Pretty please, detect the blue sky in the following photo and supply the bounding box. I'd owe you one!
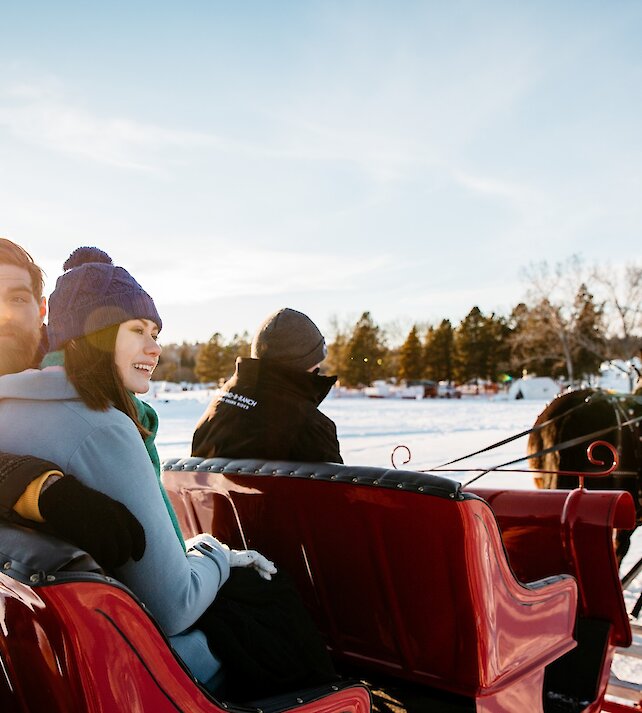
[1,1,641,344]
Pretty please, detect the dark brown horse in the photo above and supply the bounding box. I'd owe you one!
[528,388,642,558]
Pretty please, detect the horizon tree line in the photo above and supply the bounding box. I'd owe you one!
[153,259,641,389]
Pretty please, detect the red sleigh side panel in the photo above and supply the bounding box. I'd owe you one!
[0,572,371,713]
[164,458,578,712]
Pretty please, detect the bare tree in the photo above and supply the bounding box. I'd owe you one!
[592,262,642,358]
[519,256,606,383]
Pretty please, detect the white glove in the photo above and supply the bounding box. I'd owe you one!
[228,547,278,580]
[186,534,277,580]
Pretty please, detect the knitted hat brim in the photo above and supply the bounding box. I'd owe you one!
[47,292,161,351]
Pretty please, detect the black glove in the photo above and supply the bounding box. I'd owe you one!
[39,475,146,569]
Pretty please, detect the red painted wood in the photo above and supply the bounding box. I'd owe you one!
[3,462,633,712]
[164,468,578,711]
[0,573,371,713]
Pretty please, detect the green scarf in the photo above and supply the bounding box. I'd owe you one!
[42,350,186,550]
[132,394,185,549]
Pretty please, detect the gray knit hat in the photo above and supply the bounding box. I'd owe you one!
[251,308,327,371]
[47,247,162,350]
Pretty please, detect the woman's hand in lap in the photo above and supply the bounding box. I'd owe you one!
[186,533,277,580]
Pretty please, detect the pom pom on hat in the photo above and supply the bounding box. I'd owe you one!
[63,246,113,271]
[47,246,162,350]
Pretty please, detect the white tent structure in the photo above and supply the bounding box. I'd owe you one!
[506,376,559,400]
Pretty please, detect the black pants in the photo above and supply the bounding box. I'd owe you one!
[197,568,338,702]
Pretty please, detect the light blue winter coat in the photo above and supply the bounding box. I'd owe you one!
[0,367,229,683]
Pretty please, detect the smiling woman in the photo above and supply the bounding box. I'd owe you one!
[0,246,236,687]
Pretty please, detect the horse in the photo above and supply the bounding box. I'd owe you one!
[528,388,642,559]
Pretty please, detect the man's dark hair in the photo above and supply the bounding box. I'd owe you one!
[0,238,45,299]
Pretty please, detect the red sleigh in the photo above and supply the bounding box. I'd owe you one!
[0,453,637,712]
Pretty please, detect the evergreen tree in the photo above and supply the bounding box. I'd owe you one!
[572,283,605,379]
[179,342,195,369]
[174,341,199,381]
[341,312,386,387]
[153,344,180,382]
[153,357,178,382]
[484,313,512,382]
[424,319,454,382]
[453,307,487,383]
[325,336,346,377]
[398,325,424,381]
[453,308,510,383]
[226,331,251,371]
[194,333,229,383]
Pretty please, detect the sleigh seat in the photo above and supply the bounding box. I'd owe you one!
[0,523,370,713]
[471,486,635,713]
[163,458,579,713]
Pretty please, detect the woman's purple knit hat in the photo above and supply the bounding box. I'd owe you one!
[47,247,162,350]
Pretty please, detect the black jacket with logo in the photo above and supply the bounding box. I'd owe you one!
[192,358,343,464]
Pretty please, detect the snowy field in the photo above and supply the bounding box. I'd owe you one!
[151,389,642,689]
[153,389,546,484]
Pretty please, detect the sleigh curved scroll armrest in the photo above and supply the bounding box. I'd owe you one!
[463,502,578,693]
[473,486,635,648]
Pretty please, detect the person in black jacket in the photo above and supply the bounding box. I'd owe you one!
[192,308,342,463]
[0,237,144,568]
[192,308,342,699]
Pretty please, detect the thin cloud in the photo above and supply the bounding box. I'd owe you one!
[0,81,250,170]
[0,79,423,179]
[136,249,390,307]
[452,169,542,205]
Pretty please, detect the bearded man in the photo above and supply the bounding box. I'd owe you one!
[0,238,144,568]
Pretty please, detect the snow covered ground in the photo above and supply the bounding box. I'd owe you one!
[153,389,546,482]
[151,389,642,689]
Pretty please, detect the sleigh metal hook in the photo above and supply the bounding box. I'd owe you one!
[391,444,412,469]
[391,439,620,490]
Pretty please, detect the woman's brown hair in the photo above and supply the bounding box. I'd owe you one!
[64,325,150,438]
